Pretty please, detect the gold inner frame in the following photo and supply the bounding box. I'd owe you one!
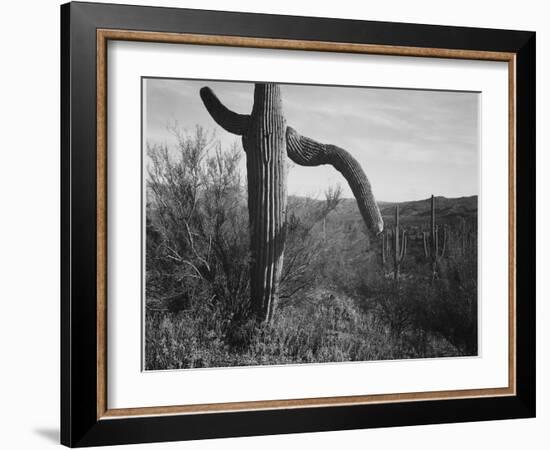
[96,29,517,420]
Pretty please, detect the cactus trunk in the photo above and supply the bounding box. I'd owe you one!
[244,85,287,322]
[423,195,446,280]
[391,205,407,280]
[381,230,387,266]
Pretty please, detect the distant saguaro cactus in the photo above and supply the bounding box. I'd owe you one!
[392,205,407,280]
[381,205,407,280]
[381,229,389,266]
[200,83,383,322]
[423,195,447,279]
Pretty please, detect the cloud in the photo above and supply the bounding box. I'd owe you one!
[144,78,479,202]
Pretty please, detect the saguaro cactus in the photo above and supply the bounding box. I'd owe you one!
[391,205,407,280]
[381,229,389,266]
[380,205,406,280]
[200,83,383,322]
[423,195,447,279]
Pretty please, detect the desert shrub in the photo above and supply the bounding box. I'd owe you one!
[420,253,478,356]
[146,126,251,332]
[279,187,343,301]
[359,278,412,339]
[356,268,476,359]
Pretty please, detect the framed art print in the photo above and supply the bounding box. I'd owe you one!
[61,2,536,447]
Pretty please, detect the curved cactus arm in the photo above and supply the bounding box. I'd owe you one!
[286,126,384,234]
[199,87,250,136]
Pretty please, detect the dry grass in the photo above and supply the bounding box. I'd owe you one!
[145,284,465,370]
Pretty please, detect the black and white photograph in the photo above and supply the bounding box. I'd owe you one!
[143,78,480,370]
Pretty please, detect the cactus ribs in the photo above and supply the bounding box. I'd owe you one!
[200,83,383,322]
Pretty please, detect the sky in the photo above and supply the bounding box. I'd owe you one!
[143,78,480,202]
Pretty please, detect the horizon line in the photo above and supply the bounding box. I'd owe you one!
[288,193,478,204]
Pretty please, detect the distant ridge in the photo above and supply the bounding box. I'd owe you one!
[377,195,478,220]
[286,194,478,227]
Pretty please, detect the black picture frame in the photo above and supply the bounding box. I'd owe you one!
[61,1,535,447]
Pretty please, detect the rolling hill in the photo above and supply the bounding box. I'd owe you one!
[327,195,478,229]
